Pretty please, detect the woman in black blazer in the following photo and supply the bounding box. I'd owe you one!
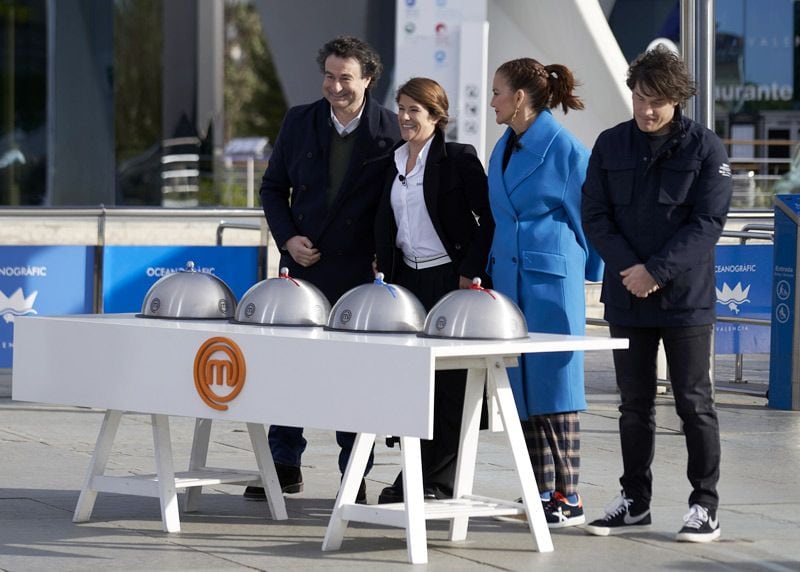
[374,77,494,504]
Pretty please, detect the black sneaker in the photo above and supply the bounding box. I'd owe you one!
[377,483,438,504]
[584,492,651,536]
[493,497,553,524]
[243,486,267,501]
[243,462,303,501]
[546,491,586,529]
[676,504,720,543]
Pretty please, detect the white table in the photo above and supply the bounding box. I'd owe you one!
[12,314,626,564]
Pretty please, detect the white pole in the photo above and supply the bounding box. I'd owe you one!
[246,158,255,208]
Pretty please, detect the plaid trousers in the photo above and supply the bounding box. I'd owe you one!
[522,412,581,496]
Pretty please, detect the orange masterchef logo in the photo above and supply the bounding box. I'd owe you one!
[193,337,246,410]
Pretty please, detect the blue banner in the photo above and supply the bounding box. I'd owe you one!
[0,246,95,368]
[714,244,773,354]
[769,197,799,410]
[102,246,259,313]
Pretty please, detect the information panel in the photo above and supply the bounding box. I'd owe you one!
[769,195,800,410]
[0,246,94,368]
[714,244,772,354]
[102,246,259,313]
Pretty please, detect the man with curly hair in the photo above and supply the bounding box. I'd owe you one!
[582,45,732,542]
[245,36,400,504]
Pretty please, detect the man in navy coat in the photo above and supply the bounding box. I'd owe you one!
[247,36,400,504]
[581,46,732,542]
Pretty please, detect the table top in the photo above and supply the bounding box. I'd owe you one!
[12,314,627,437]
[34,313,627,357]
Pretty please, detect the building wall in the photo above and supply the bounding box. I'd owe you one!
[486,0,632,153]
[254,0,396,107]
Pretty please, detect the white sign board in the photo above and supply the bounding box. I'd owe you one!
[394,0,489,162]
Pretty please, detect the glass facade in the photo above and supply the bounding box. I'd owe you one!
[3,0,798,208]
[609,0,800,207]
[0,0,46,206]
[715,0,800,204]
[1,0,286,207]
[114,0,164,206]
[715,0,794,114]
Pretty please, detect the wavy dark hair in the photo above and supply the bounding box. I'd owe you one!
[396,77,449,131]
[627,44,696,104]
[496,57,584,114]
[316,36,383,89]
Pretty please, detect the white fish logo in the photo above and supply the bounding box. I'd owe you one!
[0,288,38,323]
[715,282,750,314]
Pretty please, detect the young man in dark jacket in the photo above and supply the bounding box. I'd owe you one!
[581,45,732,542]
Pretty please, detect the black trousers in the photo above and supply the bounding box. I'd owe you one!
[609,324,720,511]
[394,260,466,494]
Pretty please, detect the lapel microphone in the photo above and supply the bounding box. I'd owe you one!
[398,174,407,187]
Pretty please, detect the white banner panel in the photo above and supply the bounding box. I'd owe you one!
[394,0,488,160]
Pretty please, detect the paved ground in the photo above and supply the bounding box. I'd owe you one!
[1,348,798,571]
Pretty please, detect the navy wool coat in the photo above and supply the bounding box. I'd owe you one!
[260,93,400,303]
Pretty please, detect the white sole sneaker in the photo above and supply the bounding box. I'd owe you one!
[676,527,721,543]
[549,514,586,529]
[583,521,651,536]
[493,513,527,524]
[494,513,587,529]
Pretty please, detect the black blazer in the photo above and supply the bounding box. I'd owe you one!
[260,92,400,303]
[374,129,494,285]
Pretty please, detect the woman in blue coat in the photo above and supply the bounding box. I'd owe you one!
[488,58,602,528]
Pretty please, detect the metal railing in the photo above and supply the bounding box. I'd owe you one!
[1,207,778,394]
[0,207,269,313]
[725,138,800,208]
[216,220,263,246]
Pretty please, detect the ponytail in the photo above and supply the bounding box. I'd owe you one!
[497,58,584,115]
[544,64,584,114]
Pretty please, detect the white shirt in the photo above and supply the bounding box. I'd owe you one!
[330,101,365,136]
[390,138,448,260]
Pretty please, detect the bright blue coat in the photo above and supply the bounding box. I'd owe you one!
[487,110,603,418]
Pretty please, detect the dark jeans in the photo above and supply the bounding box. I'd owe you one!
[609,324,720,511]
[268,425,374,475]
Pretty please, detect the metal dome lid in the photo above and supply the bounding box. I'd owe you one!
[326,273,426,333]
[138,260,236,320]
[422,278,528,340]
[233,267,330,326]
